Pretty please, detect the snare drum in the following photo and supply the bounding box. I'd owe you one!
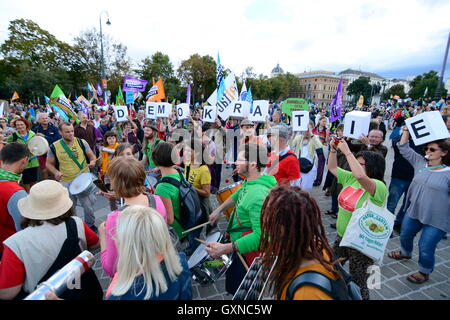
[69,173,97,197]
[216,181,242,219]
[187,232,233,286]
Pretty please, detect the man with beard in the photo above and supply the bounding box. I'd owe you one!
[141,124,163,176]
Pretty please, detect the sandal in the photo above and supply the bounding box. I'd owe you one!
[388,251,411,260]
[407,272,429,284]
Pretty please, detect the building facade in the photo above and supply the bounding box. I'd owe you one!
[295,70,349,106]
[338,69,385,105]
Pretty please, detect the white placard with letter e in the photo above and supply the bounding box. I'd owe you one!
[176,103,190,120]
[292,111,310,132]
[202,105,217,123]
[344,111,371,139]
[405,111,450,146]
[248,100,269,122]
[146,102,156,120]
[113,105,128,122]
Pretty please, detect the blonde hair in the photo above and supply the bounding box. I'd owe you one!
[112,205,183,299]
[108,157,146,198]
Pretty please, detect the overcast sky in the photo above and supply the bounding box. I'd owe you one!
[1,0,449,79]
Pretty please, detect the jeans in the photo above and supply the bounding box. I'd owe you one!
[386,178,411,227]
[400,215,446,274]
[331,195,339,213]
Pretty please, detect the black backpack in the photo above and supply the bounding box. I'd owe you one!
[156,168,205,230]
[286,262,363,300]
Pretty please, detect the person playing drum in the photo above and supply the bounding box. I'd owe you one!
[46,122,98,233]
[206,143,277,295]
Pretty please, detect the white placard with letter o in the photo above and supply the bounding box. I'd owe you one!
[405,111,450,146]
[292,111,310,132]
[176,103,190,120]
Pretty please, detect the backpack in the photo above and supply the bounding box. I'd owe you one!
[156,168,205,230]
[286,262,363,300]
[49,138,89,170]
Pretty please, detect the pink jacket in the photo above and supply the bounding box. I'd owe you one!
[100,195,167,277]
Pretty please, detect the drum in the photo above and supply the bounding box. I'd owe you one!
[28,136,49,156]
[187,232,233,286]
[69,173,97,197]
[216,181,242,219]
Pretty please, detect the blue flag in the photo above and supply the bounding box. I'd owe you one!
[125,91,135,105]
[247,86,253,113]
[216,53,225,101]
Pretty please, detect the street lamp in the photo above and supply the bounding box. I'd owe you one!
[99,11,111,105]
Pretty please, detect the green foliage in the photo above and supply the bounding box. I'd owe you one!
[408,70,447,100]
[382,84,406,100]
[347,76,380,104]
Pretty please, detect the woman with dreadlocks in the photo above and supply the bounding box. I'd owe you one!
[259,185,340,300]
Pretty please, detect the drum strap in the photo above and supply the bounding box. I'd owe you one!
[60,139,86,170]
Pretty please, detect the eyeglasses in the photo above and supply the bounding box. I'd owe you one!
[424,147,440,152]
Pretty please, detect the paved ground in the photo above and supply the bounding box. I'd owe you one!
[80,136,449,300]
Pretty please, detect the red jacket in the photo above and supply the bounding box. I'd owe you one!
[0,181,24,254]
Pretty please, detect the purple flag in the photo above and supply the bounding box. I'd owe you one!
[329,78,343,123]
[123,75,148,93]
[96,83,103,97]
[186,84,191,105]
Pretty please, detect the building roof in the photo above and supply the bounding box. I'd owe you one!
[295,70,341,79]
[271,63,284,74]
[338,68,384,80]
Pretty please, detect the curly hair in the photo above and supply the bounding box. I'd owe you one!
[259,185,339,299]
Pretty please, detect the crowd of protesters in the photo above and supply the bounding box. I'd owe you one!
[0,95,448,301]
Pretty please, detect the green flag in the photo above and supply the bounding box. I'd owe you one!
[49,85,78,122]
[116,86,125,105]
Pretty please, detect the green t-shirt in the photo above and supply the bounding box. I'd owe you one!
[336,168,388,237]
[144,139,162,168]
[154,172,185,239]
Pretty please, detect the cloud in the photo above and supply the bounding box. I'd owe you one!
[0,0,449,79]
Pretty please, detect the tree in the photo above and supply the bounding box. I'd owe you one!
[177,54,216,103]
[383,84,406,100]
[408,70,447,100]
[138,52,174,82]
[347,76,377,104]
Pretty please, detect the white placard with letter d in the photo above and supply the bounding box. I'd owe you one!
[292,111,310,132]
[344,111,371,139]
[202,105,217,123]
[176,103,190,120]
[405,111,450,146]
[146,102,156,120]
[113,105,128,122]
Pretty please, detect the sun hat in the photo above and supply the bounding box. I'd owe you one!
[18,180,73,220]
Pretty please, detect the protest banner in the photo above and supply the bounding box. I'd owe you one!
[146,102,157,120]
[123,76,148,93]
[281,98,309,116]
[155,102,172,118]
[292,111,310,132]
[207,72,239,120]
[405,111,450,146]
[146,79,166,102]
[125,91,135,105]
[329,79,343,122]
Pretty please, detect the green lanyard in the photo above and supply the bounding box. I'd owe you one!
[59,140,86,170]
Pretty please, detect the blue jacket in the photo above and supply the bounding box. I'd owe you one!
[32,123,61,145]
[107,253,192,300]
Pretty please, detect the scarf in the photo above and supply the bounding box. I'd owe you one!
[0,168,21,182]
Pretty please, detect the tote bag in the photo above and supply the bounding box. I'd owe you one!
[339,199,394,263]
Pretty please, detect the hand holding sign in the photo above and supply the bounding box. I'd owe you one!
[405,111,450,146]
[292,111,309,132]
[343,111,371,139]
[113,105,128,122]
[203,105,217,123]
[176,103,190,120]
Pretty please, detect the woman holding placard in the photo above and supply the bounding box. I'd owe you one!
[328,138,388,300]
[388,127,450,284]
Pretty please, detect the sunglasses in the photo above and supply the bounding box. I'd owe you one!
[424,147,440,152]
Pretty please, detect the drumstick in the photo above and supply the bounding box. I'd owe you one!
[17,174,23,185]
[194,238,218,250]
[181,216,226,234]
[237,252,249,271]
